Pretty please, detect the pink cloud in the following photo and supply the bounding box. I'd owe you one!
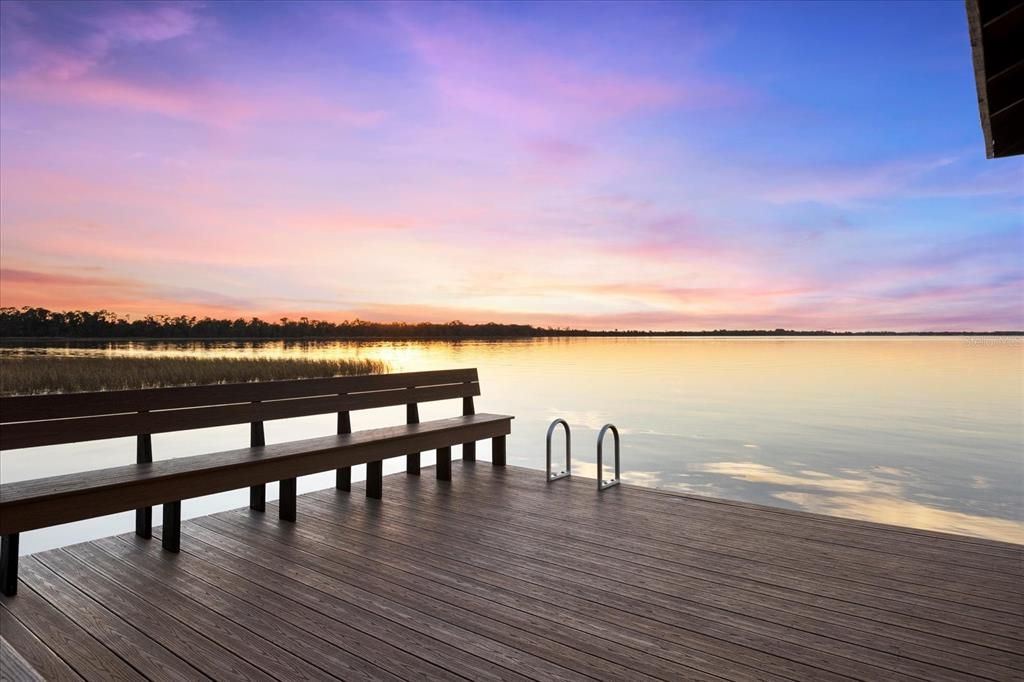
[1,267,132,289]
[1,1,200,81]
[1,2,383,130]
[2,73,385,130]
[426,61,679,131]
[85,4,199,45]
[525,138,591,168]
[0,265,259,317]
[395,6,743,135]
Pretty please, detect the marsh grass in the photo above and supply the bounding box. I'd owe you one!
[0,355,389,396]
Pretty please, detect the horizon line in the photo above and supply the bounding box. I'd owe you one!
[0,307,1021,337]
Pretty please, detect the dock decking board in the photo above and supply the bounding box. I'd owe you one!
[361,473,1024,629]
[223,501,936,682]
[192,514,774,682]
[293,474,1023,678]
[2,463,1021,681]
[286,485,1022,679]
[0,605,78,682]
[365,470,1023,607]
[0,635,44,682]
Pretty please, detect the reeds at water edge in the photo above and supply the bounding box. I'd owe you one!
[0,355,389,396]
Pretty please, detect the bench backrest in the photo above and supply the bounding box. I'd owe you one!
[0,368,479,450]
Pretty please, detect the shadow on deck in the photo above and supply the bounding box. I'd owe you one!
[2,462,1022,681]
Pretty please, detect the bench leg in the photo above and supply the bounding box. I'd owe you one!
[135,506,152,539]
[463,441,476,461]
[367,461,383,499]
[437,446,452,481]
[250,484,266,512]
[280,478,297,522]
[492,435,506,466]
[337,411,352,491]
[136,434,153,537]
[1,534,18,596]
[405,403,420,475]
[249,420,266,511]
[162,501,181,553]
[336,466,351,492]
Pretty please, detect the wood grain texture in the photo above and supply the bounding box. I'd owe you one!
[0,591,134,681]
[4,463,1020,681]
[0,605,82,682]
[0,635,44,682]
[90,537,416,681]
[17,557,200,680]
[0,369,479,423]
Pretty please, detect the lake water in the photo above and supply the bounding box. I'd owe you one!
[3,336,1022,551]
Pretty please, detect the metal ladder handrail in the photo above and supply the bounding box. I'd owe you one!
[596,423,621,490]
[546,418,571,482]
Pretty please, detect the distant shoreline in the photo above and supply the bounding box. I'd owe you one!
[2,331,1021,342]
[4,308,1021,340]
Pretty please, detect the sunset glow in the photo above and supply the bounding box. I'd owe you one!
[1,1,1022,330]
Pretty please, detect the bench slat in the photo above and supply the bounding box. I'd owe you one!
[1,382,481,450]
[0,368,479,423]
[0,414,512,535]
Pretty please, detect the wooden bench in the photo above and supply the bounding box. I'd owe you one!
[0,368,512,596]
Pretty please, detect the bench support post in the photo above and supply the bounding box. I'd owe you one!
[335,410,352,491]
[280,478,297,522]
[462,395,476,461]
[250,416,266,512]
[135,434,153,538]
[336,466,351,492]
[492,435,506,466]
[367,461,383,499]
[437,446,452,481]
[162,501,181,552]
[1,534,18,596]
[405,403,420,474]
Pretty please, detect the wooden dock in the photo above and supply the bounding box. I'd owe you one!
[2,462,1021,681]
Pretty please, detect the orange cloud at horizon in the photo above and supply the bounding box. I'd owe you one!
[4,263,1021,332]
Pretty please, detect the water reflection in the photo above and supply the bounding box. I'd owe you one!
[678,461,1024,543]
[2,336,1022,547]
[773,492,1024,543]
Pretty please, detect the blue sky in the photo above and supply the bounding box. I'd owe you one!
[1,0,1021,329]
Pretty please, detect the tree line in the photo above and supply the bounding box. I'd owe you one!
[0,307,565,339]
[0,307,1016,339]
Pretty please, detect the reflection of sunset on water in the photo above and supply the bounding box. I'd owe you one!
[773,492,1024,545]
[3,335,1021,546]
[681,461,1024,544]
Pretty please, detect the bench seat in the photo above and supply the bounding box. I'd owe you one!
[0,368,513,596]
[0,413,512,536]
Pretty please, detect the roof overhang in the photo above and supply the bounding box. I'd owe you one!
[966,0,1024,158]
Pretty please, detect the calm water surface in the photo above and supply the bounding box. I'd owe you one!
[3,337,1022,551]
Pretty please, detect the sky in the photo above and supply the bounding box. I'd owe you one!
[0,1,1021,331]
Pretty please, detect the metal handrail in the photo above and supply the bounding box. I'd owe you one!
[596,423,620,491]
[546,419,571,482]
